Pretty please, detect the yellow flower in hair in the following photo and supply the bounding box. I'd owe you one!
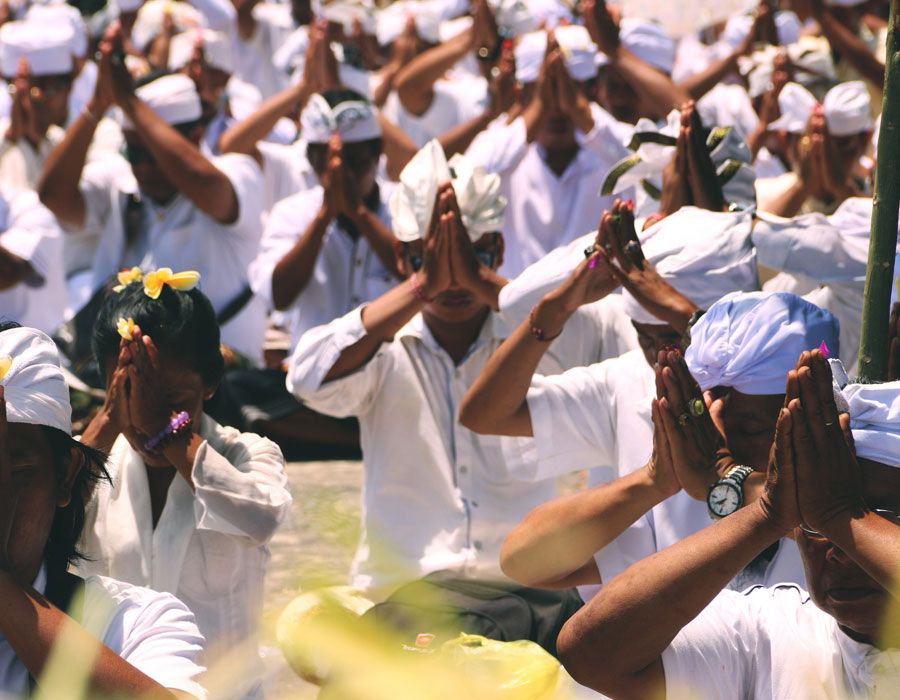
[113,266,143,293]
[117,317,136,341]
[0,355,11,381]
[143,268,201,300]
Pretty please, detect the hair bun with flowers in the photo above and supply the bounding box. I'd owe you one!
[112,266,202,299]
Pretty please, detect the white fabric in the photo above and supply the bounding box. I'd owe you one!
[168,28,234,74]
[0,120,65,190]
[0,567,207,699]
[390,140,505,243]
[492,0,574,35]
[248,182,397,350]
[117,74,202,129]
[0,326,70,434]
[770,81,873,136]
[78,152,267,363]
[620,208,758,324]
[0,20,73,77]
[256,139,318,215]
[686,291,841,395]
[620,18,676,75]
[662,584,900,700]
[740,38,836,98]
[231,2,295,99]
[0,188,66,335]
[514,26,599,83]
[374,0,461,45]
[842,382,900,468]
[299,93,381,144]
[24,3,87,58]
[464,103,632,277]
[130,0,203,51]
[722,10,801,49]
[77,415,291,700]
[286,308,565,593]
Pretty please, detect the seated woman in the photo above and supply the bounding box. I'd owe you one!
[558,350,900,698]
[77,270,292,700]
[0,322,206,699]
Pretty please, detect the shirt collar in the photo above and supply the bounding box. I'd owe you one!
[834,623,900,690]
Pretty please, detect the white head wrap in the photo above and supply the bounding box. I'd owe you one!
[130,0,202,52]
[320,0,377,35]
[375,0,459,45]
[168,28,234,74]
[0,327,71,435]
[491,0,574,35]
[24,4,88,59]
[770,81,872,136]
[0,21,74,78]
[619,18,676,75]
[389,139,506,243]
[299,93,381,144]
[842,382,900,468]
[514,26,599,83]
[686,291,841,395]
[621,207,758,325]
[722,11,801,50]
[739,38,836,99]
[116,73,202,129]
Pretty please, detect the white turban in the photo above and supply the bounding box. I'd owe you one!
[770,81,872,137]
[620,18,676,75]
[0,327,71,435]
[0,21,74,78]
[168,29,234,74]
[319,0,376,35]
[722,11,801,50]
[739,38,836,99]
[24,4,88,59]
[389,139,506,243]
[686,291,841,395]
[492,0,574,35]
[375,0,460,45]
[514,26,599,83]
[299,93,381,144]
[116,73,202,129]
[131,0,202,52]
[842,382,900,468]
[621,207,759,325]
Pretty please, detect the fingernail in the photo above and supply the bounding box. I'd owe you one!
[588,257,598,269]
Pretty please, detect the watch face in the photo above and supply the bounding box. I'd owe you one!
[708,483,741,517]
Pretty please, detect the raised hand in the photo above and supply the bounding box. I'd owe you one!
[648,397,682,499]
[550,50,594,133]
[682,101,726,212]
[472,0,501,61]
[660,112,693,216]
[756,400,802,534]
[321,136,361,219]
[417,183,454,299]
[125,326,170,448]
[583,0,621,56]
[488,40,517,118]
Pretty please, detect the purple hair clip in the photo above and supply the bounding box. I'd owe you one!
[819,341,830,359]
[144,411,193,452]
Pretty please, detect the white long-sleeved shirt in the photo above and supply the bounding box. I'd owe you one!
[287,307,566,595]
[465,103,632,277]
[77,415,292,700]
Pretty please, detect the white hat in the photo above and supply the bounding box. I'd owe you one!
[375,0,460,46]
[770,80,872,136]
[843,382,900,468]
[620,18,676,75]
[686,291,841,395]
[117,73,202,129]
[491,0,574,36]
[24,3,88,59]
[514,26,599,83]
[0,20,74,78]
[130,0,202,52]
[168,28,234,74]
[722,11,801,50]
[0,326,71,435]
[319,0,376,35]
[621,207,759,325]
[299,92,381,144]
[390,139,506,243]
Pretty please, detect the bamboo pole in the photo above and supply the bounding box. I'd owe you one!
[858,0,900,381]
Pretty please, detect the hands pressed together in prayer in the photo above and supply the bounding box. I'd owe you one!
[320,135,363,222]
[525,32,595,138]
[793,107,864,203]
[6,58,42,145]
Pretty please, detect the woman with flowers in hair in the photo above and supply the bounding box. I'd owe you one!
[78,268,293,700]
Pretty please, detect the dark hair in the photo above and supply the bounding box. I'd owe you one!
[92,282,225,387]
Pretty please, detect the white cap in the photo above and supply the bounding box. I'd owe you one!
[0,20,74,78]
[319,0,376,35]
[24,3,88,59]
[117,73,202,129]
[770,80,872,136]
[130,0,202,52]
[620,18,676,75]
[722,11,801,50]
[168,28,234,74]
[0,326,71,435]
[491,0,574,36]
[375,0,460,46]
[514,26,599,83]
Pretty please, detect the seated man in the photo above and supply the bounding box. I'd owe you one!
[37,24,266,365]
[0,323,207,699]
[558,351,900,699]
[285,144,575,596]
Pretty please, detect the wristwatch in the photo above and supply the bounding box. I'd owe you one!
[707,465,754,520]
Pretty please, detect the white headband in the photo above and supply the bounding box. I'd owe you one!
[0,327,71,435]
[300,93,382,144]
[769,81,873,137]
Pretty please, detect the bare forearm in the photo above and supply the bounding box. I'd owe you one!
[439,109,498,158]
[679,53,738,100]
[161,432,204,491]
[377,113,417,180]
[352,207,401,278]
[0,572,180,699]
[0,247,31,289]
[501,466,669,587]
[80,412,121,454]
[824,511,900,598]
[219,82,310,155]
[395,29,473,116]
[818,11,885,86]
[763,178,809,218]
[613,48,689,120]
[373,62,402,108]
[271,208,331,310]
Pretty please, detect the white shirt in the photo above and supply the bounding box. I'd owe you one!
[0,566,207,700]
[79,152,267,363]
[77,415,292,700]
[249,182,398,350]
[662,584,900,700]
[465,104,632,277]
[0,187,66,334]
[287,307,565,594]
[525,349,805,587]
[255,140,318,217]
[0,122,65,190]
[232,3,295,99]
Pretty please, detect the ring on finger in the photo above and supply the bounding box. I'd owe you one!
[677,413,690,427]
[687,397,706,418]
[584,244,597,258]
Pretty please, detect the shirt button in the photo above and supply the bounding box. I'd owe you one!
[473,540,483,550]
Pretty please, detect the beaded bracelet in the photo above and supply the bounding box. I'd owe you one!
[410,272,433,303]
[144,411,193,452]
[529,306,562,342]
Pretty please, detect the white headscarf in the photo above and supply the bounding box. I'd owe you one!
[686,291,841,395]
[299,93,382,144]
[842,382,900,468]
[389,139,506,243]
[0,326,71,435]
[514,26,599,83]
[621,207,758,325]
[115,73,202,129]
[168,28,234,74]
[769,81,873,137]
[0,20,74,77]
[619,18,676,75]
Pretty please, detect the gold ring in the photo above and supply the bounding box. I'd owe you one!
[688,398,706,418]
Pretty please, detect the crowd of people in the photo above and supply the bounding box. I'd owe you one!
[0,0,898,697]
